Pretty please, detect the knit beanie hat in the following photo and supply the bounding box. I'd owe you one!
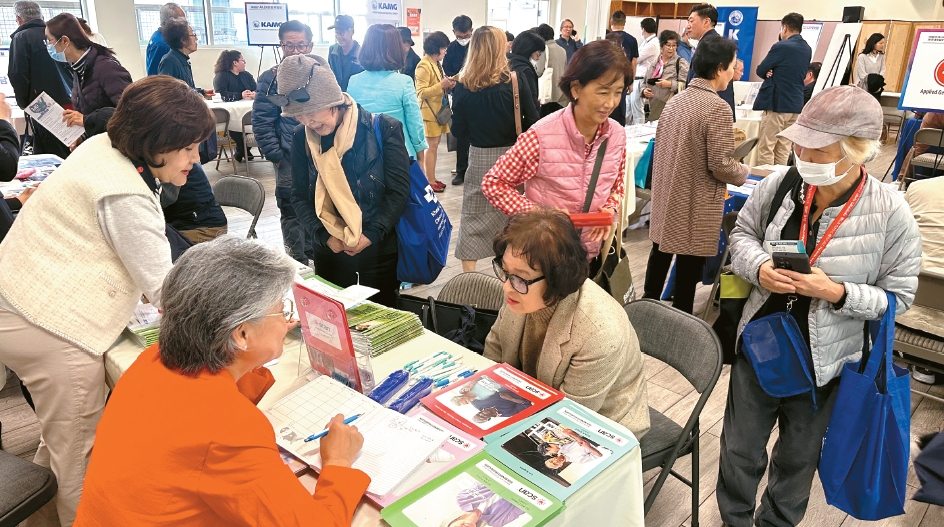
[277,54,344,118]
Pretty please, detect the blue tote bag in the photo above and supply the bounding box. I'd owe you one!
[372,116,452,284]
[819,291,910,520]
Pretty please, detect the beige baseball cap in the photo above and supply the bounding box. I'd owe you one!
[778,85,884,148]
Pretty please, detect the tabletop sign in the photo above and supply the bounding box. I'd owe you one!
[899,29,944,113]
[245,2,288,46]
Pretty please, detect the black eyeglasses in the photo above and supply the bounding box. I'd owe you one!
[265,64,315,107]
[281,42,311,52]
[492,259,545,295]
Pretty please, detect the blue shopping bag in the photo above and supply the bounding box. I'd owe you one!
[740,311,818,407]
[372,116,452,284]
[819,291,910,521]
[634,138,654,189]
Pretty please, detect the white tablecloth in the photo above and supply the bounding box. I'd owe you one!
[206,99,254,130]
[104,329,645,526]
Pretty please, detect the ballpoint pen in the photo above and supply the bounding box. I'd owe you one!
[303,414,363,442]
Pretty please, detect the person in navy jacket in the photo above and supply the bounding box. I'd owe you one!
[752,13,812,166]
[685,4,736,121]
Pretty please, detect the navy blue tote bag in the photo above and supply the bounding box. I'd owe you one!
[819,291,910,520]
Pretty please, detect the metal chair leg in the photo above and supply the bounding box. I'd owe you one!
[691,421,700,527]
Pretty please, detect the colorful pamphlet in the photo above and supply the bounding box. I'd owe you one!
[293,282,365,391]
[381,452,564,527]
[420,364,565,439]
[482,399,640,500]
[347,302,425,358]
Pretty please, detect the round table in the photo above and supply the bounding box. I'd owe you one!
[206,99,254,130]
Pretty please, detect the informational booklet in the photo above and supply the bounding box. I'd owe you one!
[125,302,161,347]
[482,399,640,501]
[368,408,486,508]
[381,452,564,527]
[23,92,83,147]
[420,364,565,439]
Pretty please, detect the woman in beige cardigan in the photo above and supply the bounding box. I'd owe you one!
[483,208,649,439]
[415,31,455,192]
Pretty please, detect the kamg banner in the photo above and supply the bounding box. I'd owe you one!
[715,7,758,82]
[366,0,401,26]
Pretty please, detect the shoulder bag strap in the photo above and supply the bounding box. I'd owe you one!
[509,71,522,136]
[582,138,609,213]
[765,166,801,229]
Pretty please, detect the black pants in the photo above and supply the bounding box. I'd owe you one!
[455,135,470,177]
[642,242,704,314]
[716,353,839,527]
[313,241,398,308]
[31,118,71,158]
[276,195,312,264]
[229,131,252,158]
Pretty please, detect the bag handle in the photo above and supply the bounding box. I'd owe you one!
[582,138,609,213]
[862,291,897,384]
[593,188,625,281]
[509,71,522,136]
[427,296,440,334]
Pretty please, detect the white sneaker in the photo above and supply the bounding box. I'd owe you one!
[912,367,936,385]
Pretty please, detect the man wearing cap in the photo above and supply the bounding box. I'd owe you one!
[718,85,921,527]
[328,14,363,91]
[398,27,421,81]
[253,20,314,264]
[753,13,812,166]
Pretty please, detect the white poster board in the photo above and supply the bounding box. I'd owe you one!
[245,2,288,46]
[0,49,15,100]
[813,22,862,97]
[899,29,944,112]
[800,22,824,52]
[366,0,402,26]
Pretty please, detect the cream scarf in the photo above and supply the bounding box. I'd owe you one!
[306,93,362,247]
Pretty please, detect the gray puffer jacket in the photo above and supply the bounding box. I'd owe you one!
[729,167,922,386]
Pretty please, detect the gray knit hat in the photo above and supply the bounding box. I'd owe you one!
[276,54,344,118]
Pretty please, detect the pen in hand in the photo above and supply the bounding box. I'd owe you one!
[303,413,363,442]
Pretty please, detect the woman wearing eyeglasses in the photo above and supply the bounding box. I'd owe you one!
[73,237,370,527]
[483,208,650,439]
[641,30,688,121]
[279,54,410,307]
[214,49,258,162]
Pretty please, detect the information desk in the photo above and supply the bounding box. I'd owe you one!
[104,329,646,526]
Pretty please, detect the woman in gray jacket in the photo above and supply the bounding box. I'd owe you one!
[716,86,922,527]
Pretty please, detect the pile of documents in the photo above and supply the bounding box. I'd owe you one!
[126,303,161,347]
[347,303,424,358]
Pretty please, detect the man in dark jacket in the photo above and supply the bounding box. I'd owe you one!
[398,27,421,81]
[444,14,473,185]
[556,19,582,64]
[753,13,812,165]
[145,3,185,76]
[253,20,312,264]
[327,15,362,91]
[686,4,736,121]
[9,1,72,158]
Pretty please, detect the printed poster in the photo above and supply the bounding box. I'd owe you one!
[900,29,944,113]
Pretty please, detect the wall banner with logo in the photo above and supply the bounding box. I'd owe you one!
[366,0,402,26]
[245,2,288,46]
[407,8,421,37]
[900,29,944,112]
[714,7,758,82]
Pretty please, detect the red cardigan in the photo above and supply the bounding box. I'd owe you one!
[74,345,370,526]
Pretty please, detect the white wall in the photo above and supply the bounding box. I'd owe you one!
[710,1,943,22]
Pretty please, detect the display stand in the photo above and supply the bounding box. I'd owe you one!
[813,23,862,97]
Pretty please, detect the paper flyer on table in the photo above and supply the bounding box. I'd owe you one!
[381,451,564,527]
[23,92,83,146]
[482,399,640,501]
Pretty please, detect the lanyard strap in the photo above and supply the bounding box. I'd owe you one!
[799,166,867,266]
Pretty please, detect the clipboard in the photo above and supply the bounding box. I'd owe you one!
[292,282,364,392]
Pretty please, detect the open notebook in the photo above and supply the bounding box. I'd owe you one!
[266,376,449,497]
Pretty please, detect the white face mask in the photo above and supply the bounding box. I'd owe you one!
[529,58,538,67]
[794,150,853,186]
[457,37,470,46]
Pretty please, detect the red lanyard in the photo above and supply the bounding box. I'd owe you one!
[799,166,867,266]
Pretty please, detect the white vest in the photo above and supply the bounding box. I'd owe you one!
[0,134,163,355]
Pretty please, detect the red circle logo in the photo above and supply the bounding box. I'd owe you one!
[936,59,944,88]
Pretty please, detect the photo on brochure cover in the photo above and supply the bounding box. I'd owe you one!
[500,418,612,487]
[435,376,534,430]
[401,473,531,527]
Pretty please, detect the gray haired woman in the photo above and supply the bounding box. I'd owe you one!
[75,237,370,525]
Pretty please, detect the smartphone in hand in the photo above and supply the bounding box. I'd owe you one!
[772,252,812,274]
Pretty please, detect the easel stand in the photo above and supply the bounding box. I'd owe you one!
[257,45,282,78]
[822,33,853,89]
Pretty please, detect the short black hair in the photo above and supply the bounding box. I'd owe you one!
[782,13,803,33]
[690,4,718,25]
[692,35,738,80]
[423,31,450,56]
[279,20,312,42]
[453,15,472,33]
[641,17,657,34]
[659,30,680,48]
[512,31,545,59]
[809,61,822,80]
[536,24,555,41]
[505,30,514,42]
[611,10,626,25]
[162,17,191,51]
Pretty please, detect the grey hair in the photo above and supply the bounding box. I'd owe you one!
[160,2,184,26]
[14,1,42,21]
[159,236,296,375]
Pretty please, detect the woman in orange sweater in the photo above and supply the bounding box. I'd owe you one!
[74,237,370,526]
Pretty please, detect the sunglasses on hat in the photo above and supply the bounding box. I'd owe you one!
[265,64,315,107]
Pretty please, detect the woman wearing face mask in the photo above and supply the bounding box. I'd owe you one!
[506,30,545,113]
[0,76,213,526]
[716,85,921,527]
[483,208,649,439]
[283,54,411,307]
[45,13,131,135]
[482,40,632,262]
[643,37,749,315]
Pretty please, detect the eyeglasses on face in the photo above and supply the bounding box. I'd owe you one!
[262,298,295,323]
[492,259,545,295]
[281,42,311,52]
[265,64,315,106]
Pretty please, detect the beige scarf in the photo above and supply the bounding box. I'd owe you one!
[305,93,362,247]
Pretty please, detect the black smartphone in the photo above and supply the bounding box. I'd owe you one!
[647,78,658,85]
[772,252,812,274]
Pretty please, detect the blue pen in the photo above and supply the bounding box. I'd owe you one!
[303,414,363,442]
[408,353,449,374]
[404,351,445,371]
[434,370,475,388]
[388,377,434,413]
[368,369,410,404]
[414,357,448,374]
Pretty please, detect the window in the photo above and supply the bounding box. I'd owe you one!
[134,0,207,46]
[487,0,549,37]
[0,0,84,47]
